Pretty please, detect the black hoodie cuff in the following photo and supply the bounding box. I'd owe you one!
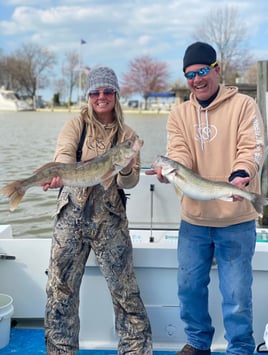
[228,169,249,186]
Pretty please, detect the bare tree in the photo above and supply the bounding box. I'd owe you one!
[121,55,170,109]
[16,43,55,94]
[0,49,8,88]
[7,43,56,105]
[244,64,257,84]
[192,5,253,84]
[61,51,80,106]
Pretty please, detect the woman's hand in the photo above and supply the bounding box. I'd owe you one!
[120,158,136,175]
[42,177,63,191]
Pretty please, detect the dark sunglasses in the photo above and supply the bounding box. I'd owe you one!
[88,88,115,97]
[184,61,218,80]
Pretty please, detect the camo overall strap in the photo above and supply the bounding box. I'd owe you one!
[111,129,127,209]
[76,123,87,162]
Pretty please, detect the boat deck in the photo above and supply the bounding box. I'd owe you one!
[0,328,254,354]
[0,328,263,355]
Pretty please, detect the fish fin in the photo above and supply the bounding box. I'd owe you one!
[101,168,115,181]
[101,177,114,190]
[0,180,25,211]
[174,185,183,198]
[219,196,233,202]
[77,158,95,166]
[251,193,268,215]
[34,162,61,174]
[99,168,116,190]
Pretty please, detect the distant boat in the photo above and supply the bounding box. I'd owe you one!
[0,87,33,111]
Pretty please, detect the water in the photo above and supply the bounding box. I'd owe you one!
[0,110,168,238]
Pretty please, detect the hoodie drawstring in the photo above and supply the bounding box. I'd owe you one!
[197,107,209,151]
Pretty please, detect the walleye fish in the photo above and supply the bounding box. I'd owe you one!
[1,135,143,211]
[152,155,268,215]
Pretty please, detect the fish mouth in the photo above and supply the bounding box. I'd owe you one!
[132,137,144,151]
[152,155,164,168]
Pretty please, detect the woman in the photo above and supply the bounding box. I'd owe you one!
[43,66,152,355]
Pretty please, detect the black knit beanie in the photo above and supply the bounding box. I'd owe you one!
[183,42,217,72]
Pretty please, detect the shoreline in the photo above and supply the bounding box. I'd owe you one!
[35,107,170,115]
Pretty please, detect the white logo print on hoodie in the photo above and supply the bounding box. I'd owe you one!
[194,108,217,150]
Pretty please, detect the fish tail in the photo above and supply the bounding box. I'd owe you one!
[0,180,25,211]
[251,193,268,214]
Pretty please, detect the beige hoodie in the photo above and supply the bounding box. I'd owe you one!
[167,84,265,227]
[54,112,141,194]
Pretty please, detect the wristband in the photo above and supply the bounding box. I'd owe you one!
[119,168,132,176]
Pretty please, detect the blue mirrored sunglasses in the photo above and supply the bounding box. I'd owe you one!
[88,88,115,97]
[184,61,218,80]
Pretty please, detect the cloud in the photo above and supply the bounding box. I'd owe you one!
[1,0,268,90]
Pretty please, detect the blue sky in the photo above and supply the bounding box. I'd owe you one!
[1,0,268,100]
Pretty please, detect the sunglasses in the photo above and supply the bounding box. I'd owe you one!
[88,88,115,97]
[184,61,218,80]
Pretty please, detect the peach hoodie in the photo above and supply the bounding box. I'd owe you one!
[54,113,140,199]
[167,84,265,227]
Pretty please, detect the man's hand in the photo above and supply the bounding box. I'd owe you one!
[145,168,169,184]
[230,176,250,201]
[42,177,63,191]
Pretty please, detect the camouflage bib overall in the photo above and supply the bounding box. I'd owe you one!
[45,181,152,354]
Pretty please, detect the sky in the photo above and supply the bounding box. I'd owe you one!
[0,0,268,101]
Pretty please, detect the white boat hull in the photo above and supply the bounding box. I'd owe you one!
[0,88,33,111]
[1,172,268,351]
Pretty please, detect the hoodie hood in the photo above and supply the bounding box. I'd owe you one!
[189,84,238,110]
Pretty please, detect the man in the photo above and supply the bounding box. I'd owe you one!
[150,42,265,355]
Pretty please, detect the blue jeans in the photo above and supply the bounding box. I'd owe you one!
[178,220,256,354]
